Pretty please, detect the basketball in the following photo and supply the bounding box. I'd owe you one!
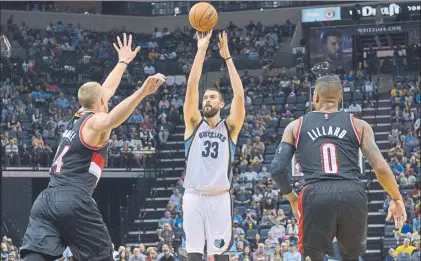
[189,2,218,32]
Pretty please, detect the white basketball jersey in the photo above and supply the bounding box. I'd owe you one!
[184,119,235,192]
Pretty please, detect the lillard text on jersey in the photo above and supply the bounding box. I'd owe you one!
[307,126,347,141]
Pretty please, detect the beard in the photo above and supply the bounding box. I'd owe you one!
[203,105,220,118]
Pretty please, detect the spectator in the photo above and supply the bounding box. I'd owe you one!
[129,248,144,261]
[348,101,362,117]
[169,189,182,211]
[5,138,19,167]
[159,211,173,228]
[283,244,301,261]
[252,243,269,261]
[394,238,416,255]
[158,118,171,145]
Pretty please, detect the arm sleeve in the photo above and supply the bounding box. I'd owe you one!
[270,142,295,195]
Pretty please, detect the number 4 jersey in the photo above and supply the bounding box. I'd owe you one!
[184,118,236,192]
[295,111,362,184]
[48,111,108,196]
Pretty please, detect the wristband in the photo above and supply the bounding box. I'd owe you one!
[224,57,232,61]
[118,61,129,66]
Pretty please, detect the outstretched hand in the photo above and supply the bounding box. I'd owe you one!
[218,31,231,60]
[113,33,141,64]
[386,199,407,229]
[196,30,213,50]
[140,73,166,96]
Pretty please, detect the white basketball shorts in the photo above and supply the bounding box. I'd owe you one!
[182,189,233,255]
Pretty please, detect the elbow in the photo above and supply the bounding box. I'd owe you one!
[372,162,392,176]
[270,160,287,176]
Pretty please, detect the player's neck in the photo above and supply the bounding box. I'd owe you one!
[204,115,222,128]
[315,103,339,113]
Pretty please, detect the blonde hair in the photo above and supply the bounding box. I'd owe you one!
[78,82,102,109]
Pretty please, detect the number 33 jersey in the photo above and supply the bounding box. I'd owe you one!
[184,119,236,192]
[48,111,108,196]
[295,111,362,184]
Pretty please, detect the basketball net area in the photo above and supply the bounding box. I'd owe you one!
[1,34,12,58]
[291,62,365,179]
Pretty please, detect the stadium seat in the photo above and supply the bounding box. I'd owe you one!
[246,229,258,240]
[279,118,291,128]
[265,144,277,154]
[259,228,270,238]
[274,96,285,105]
[263,97,273,105]
[236,206,246,215]
[286,96,297,104]
[278,128,285,136]
[19,113,30,123]
[384,224,395,237]
[275,105,283,113]
[279,204,291,215]
[253,97,263,105]
[17,131,28,139]
[297,95,308,103]
[8,131,17,139]
[295,103,307,111]
[268,119,279,128]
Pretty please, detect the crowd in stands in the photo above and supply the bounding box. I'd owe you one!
[383,76,421,260]
[3,7,420,261]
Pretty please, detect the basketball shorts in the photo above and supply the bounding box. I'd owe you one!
[182,189,234,255]
[297,179,368,260]
[20,188,114,261]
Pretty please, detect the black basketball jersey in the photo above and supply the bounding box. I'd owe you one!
[48,111,108,196]
[295,111,361,184]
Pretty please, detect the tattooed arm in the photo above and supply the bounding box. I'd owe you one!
[355,118,401,200]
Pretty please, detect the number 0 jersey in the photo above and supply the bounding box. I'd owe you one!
[295,111,362,184]
[184,119,236,192]
[48,111,108,196]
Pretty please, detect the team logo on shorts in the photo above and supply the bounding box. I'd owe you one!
[214,239,225,248]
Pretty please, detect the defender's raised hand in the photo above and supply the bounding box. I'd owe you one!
[113,33,141,64]
[218,31,231,60]
[140,73,166,95]
[196,30,213,50]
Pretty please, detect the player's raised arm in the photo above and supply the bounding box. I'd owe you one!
[356,118,406,228]
[270,119,300,219]
[218,31,245,140]
[87,74,166,132]
[184,30,212,133]
[101,33,141,103]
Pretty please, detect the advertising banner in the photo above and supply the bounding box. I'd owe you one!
[341,2,420,19]
[302,7,341,23]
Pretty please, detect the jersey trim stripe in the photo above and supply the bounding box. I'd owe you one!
[79,114,109,150]
[350,114,361,144]
[224,121,235,185]
[185,119,204,158]
[295,116,303,148]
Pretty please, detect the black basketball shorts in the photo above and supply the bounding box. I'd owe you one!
[297,179,368,260]
[20,188,114,261]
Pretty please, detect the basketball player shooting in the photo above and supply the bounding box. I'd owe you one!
[20,33,166,261]
[270,75,406,261]
[183,30,245,261]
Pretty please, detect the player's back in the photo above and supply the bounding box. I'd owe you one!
[295,111,361,184]
[184,118,235,192]
[48,111,108,196]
